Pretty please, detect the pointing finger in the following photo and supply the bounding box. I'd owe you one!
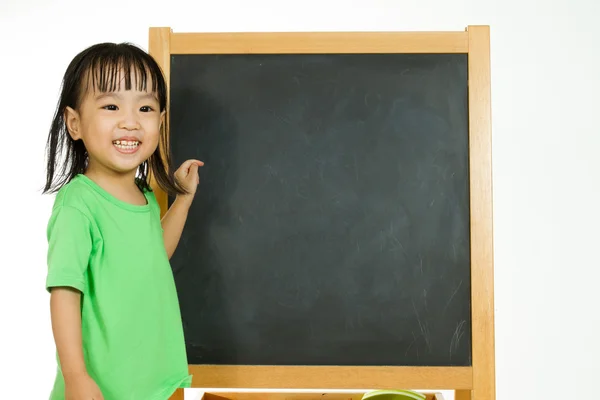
[182,159,204,170]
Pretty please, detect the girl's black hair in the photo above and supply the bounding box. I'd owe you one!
[43,42,186,196]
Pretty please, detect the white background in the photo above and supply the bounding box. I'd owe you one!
[1,0,599,399]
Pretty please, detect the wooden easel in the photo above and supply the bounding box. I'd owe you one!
[171,389,448,399]
[152,25,495,400]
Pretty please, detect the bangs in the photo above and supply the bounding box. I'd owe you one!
[44,42,182,196]
[79,45,165,107]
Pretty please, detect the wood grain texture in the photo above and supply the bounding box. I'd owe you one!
[204,394,363,400]
[467,25,496,400]
[148,27,171,216]
[168,388,184,400]
[455,390,471,400]
[188,365,472,389]
[203,394,231,400]
[170,31,468,54]
[203,392,444,400]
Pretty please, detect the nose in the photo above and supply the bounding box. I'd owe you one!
[119,109,141,130]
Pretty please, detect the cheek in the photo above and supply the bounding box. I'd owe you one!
[142,121,161,148]
[83,120,114,148]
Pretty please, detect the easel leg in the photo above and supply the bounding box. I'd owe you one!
[455,390,471,400]
[169,388,184,400]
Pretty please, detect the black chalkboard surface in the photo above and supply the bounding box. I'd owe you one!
[168,53,471,367]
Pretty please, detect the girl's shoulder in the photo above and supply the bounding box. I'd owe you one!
[52,174,95,210]
[47,175,98,231]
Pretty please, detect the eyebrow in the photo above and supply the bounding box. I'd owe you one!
[95,92,158,102]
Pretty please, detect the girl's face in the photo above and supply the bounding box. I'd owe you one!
[65,70,164,178]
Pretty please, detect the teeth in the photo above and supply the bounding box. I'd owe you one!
[113,140,140,150]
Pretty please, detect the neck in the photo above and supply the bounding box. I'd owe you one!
[84,162,146,205]
[85,165,138,189]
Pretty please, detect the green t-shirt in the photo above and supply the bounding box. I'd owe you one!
[45,174,192,400]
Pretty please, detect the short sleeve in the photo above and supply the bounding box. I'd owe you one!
[45,205,93,293]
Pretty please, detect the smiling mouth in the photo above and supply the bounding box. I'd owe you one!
[112,140,141,153]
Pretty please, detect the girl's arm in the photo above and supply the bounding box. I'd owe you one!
[50,287,87,379]
[161,159,204,259]
[161,196,194,259]
[50,287,104,399]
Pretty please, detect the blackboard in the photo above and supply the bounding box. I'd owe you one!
[168,53,472,367]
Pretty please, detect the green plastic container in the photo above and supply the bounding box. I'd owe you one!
[362,390,426,400]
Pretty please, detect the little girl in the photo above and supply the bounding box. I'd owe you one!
[43,42,203,400]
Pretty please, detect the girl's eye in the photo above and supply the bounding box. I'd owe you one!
[140,106,154,112]
[103,105,118,111]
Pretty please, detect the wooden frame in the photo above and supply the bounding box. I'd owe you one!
[151,26,495,400]
[170,389,447,400]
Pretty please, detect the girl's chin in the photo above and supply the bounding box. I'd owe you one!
[109,160,145,174]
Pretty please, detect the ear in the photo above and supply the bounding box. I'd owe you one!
[64,106,82,140]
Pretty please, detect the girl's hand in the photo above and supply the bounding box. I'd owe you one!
[64,373,104,400]
[174,159,204,200]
